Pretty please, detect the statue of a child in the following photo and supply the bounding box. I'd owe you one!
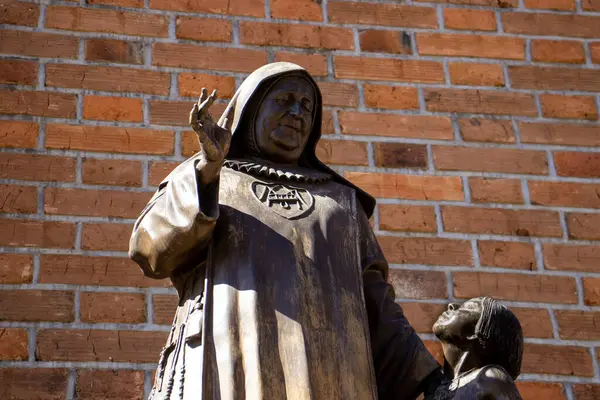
[428,297,524,400]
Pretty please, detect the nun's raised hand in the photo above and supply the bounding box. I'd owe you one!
[189,88,235,162]
[189,88,235,185]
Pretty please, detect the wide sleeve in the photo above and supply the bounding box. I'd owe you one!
[129,154,220,279]
[358,204,441,400]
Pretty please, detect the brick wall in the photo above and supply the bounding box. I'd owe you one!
[1,0,600,398]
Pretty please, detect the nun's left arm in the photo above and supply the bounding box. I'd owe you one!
[358,203,441,400]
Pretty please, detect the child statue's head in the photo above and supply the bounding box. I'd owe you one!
[433,297,523,380]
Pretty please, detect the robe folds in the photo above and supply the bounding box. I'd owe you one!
[129,154,439,400]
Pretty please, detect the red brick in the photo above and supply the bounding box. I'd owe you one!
[0,254,33,284]
[374,143,428,169]
[0,185,37,213]
[592,43,600,64]
[525,0,575,9]
[272,0,322,21]
[424,89,536,116]
[148,161,178,186]
[478,241,536,270]
[176,16,232,42]
[150,100,227,126]
[0,59,37,85]
[566,213,600,240]
[0,29,78,58]
[44,188,150,218]
[315,139,368,166]
[433,146,548,174]
[399,303,446,333]
[150,0,264,17]
[573,385,600,400]
[541,95,598,120]
[555,311,600,340]
[77,370,145,400]
[555,152,600,177]
[37,329,167,362]
[0,120,38,148]
[153,294,178,325]
[345,172,464,201]
[529,181,600,208]
[317,82,356,107]
[389,270,448,300]
[544,244,600,273]
[449,63,504,87]
[444,9,497,31]
[81,223,134,252]
[415,0,518,5]
[240,22,353,51]
[334,56,444,83]
[339,112,452,140]
[442,206,561,237]
[82,159,142,186]
[0,220,74,249]
[510,66,600,92]
[364,85,419,110]
[522,344,593,376]
[379,236,473,266]
[0,328,28,361]
[379,204,437,233]
[87,0,144,7]
[85,38,144,65]
[0,1,39,26]
[80,292,146,324]
[417,33,525,59]
[178,73,236,99]
[182,130,201,156]
[469,177,523,204]
[0,290,73,322]
[0,368,68,400]
[517,382,566,400]
[0,153,75,182]
[513,308,554,338]
[584,277,600,305]
[0,90,76,118]
[453,272,578,304]
[83,96,143,122]
[519,122,600,147]
[39,255,170,288]
[46,124,174,155]
[274,52,328,77]
[423,340,444,365]
[153,43,267,73]
[328,2,437,28]
[583,0,600,9]
[46,64,170,95]
[532,40,585,64]
[458,118,515,143]
[46,6,168,37]
[503,13,600,38]
[359,30,412,54]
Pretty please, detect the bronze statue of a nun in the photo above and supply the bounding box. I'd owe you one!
[129,62,441,400]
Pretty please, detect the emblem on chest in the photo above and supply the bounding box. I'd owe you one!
[251,181,315,219]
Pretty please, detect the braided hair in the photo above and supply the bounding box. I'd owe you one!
[472,297,523,380]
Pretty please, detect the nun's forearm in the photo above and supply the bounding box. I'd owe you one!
[129,155,219,279]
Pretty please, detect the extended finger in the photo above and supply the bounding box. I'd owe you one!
[197,88,208,107]
[201,89,217,110]
[189,103,199,125]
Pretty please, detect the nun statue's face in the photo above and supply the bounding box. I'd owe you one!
[433,299,483,344]
[254,75,315,164]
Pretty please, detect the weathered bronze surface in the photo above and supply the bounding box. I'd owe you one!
[428,297,524,400]
[129,62,440,400]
